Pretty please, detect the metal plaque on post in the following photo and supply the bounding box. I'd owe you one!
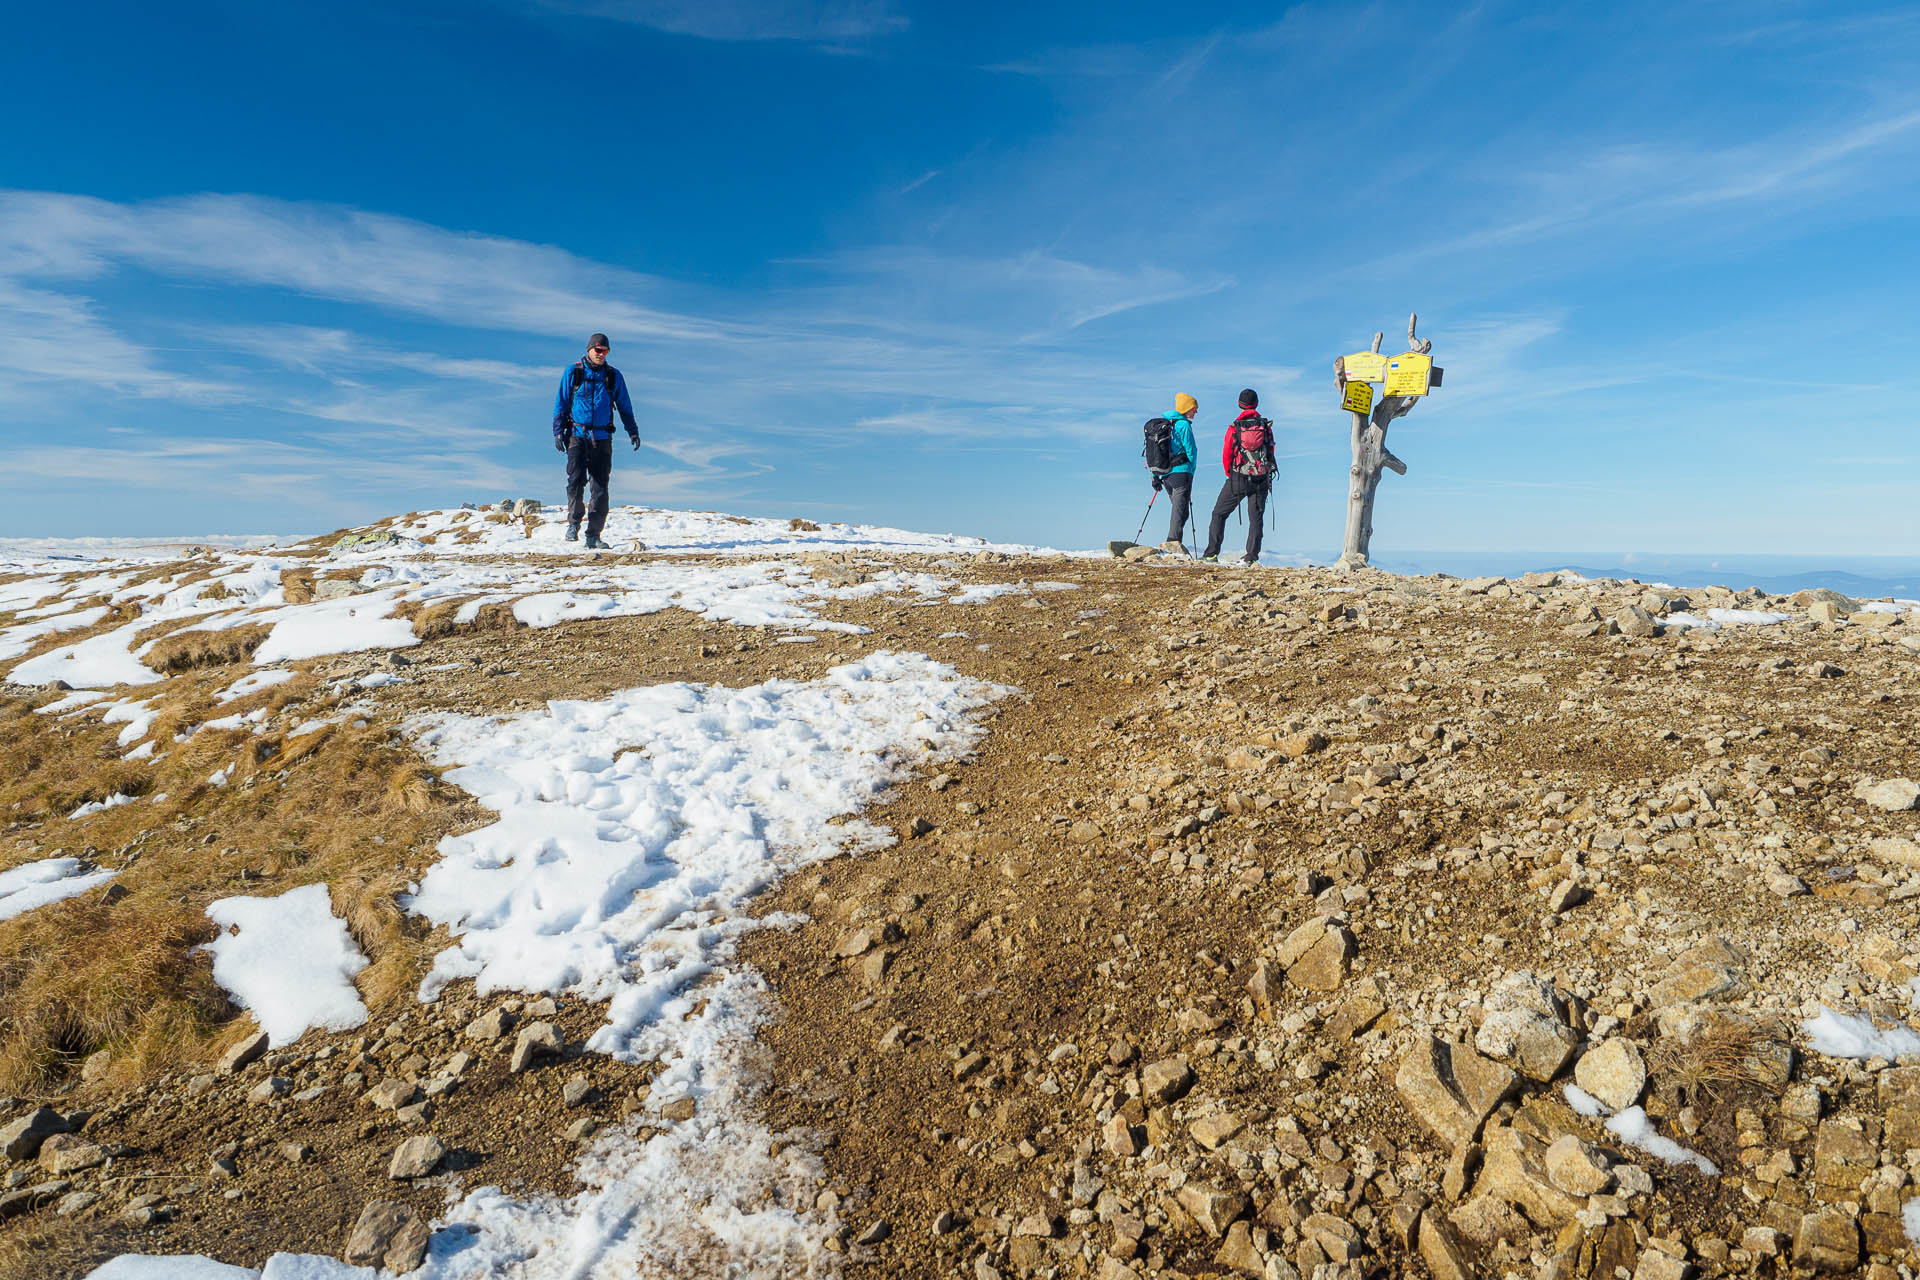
[1341,351,1389,383]
[1383,352,1432,397]
[1341,380,1374,416]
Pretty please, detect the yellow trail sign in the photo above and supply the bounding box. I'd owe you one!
[1383,351,1432,397]
[1340,351,1389,383]
[1341,380,1373,416]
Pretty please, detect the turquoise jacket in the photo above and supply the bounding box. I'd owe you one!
[1165,410,1197,477]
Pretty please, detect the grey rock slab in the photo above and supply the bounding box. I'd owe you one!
[1394,1037,1516,1152]
[0,1108,70,1161]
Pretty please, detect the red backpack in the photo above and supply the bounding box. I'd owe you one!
[1231,416,1275,478]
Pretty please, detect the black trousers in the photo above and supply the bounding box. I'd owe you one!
[1161,473,1193,543]
[565,436,613,537]
[1202,476,1271,560]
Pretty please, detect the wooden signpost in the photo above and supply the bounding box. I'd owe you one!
[1332,313,1443,571]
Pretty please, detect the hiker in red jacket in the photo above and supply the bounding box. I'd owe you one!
[1200,389,1277,565]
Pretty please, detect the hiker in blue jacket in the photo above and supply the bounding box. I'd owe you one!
[1155,393,1200,550]
[551,333,639,548]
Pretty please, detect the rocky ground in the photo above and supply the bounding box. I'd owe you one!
[3,537,1920,1280]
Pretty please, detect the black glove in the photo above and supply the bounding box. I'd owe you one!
[1151,475,1163,491]
[628,434,641,452]
[554,429,572,453]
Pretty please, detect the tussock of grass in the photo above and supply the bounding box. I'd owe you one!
[409,599,522,640]
[1650,1016,1792,1100]
[0,898,223,1094]
[143,623,273,673]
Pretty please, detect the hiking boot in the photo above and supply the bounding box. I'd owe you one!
[1197,554,1219,563]
[564,523,579,542]
[1239,553,1260,566]
[584,535,609,550]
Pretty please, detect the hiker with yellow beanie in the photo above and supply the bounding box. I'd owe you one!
[1144,393,1199,551]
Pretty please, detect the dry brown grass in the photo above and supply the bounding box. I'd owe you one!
[1650,1015,1793,1101]
[0,686,483,1096]
[0,897,223,1094]
[0,1215,130,1280]
[408,599,523,640]
[142,623,273,673]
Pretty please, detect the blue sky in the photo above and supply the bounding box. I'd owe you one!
[2,1,1918,558]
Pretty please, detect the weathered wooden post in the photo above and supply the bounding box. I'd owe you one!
[1332,313,1441,571]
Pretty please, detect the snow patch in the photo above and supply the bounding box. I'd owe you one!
[1605,1106,1719,1175]
[0,857,116,921]
[1803,1006,1920,1060]
[218,669,295,703]
[202,884,370,1047]
[396,651,1004,1277]
[85,1256,262,1280]
[69,792,138,820]
[1706,608,1788,626]
[1561,1085,1717,1173]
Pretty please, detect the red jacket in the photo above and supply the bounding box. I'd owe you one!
[1220,408,1263,474]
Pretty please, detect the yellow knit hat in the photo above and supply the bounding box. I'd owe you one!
[1173,392,1198,418]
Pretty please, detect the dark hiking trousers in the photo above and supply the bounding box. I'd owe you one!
[1162,473,1193,545]
[565,436,613,538]
[1202,476,1271,561]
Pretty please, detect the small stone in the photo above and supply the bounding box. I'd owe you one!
[1101,1114,1139,1158]
[855,1219,892,1245]
[563,1076,593,1107]
[278,1142,310,1163]
[1190,1113,1244,1151]
[247,1076,291,1104]
[1215,1220,1265,1277]
[1768,871,1809,897]
[509,1022,563,1073]
[388,1134,446,1179]
[1544,1133,1613,1196]
[37,1134,106,1175]
[54,1190,99,1217]
[1575,1039,1647,1111]
[565,1118,598,1142]
[1285,924,1355,992]
[364,1079,422,1111]
[464,1007,516,1041]
[1792,1207,1859,1273]
[1014,1213,1058,1238]
[80,1050,113,1084]
[1175,1181,1249,1238]
[345,1200,431,1274]
[1141,1057,1196,1104]
[1418,1215,1475,1280]
[1854,778,1920,812]
[218,1031,269,1076]
[1632,1247,1688,1280]
[661,1096,698,1123]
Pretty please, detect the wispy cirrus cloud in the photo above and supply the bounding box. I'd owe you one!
[525,0,905,42]
[0,191,739,344]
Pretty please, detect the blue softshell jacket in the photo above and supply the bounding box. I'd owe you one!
[1165,410,1197,476]
[553,361,639,440]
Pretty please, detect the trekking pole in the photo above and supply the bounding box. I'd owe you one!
[1132,489,1158,543]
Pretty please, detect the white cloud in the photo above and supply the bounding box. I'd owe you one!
[0,191,739,344]
[529,0,905,41]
